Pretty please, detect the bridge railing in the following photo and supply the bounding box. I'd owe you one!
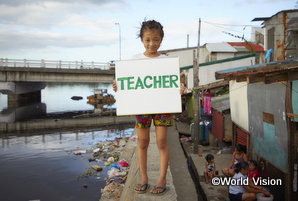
[0,58,109,70]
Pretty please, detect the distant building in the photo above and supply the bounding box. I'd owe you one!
[159,42,264,88]
[252,9,298,61]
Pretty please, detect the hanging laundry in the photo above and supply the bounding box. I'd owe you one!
[204,96,211,115]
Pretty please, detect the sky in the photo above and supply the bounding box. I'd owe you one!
[0,0,297,63]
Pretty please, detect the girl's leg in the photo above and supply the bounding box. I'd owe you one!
[222,168,235,177]
[204,171,208,183]
[135,127,150,191]
[242,192,256,201]
[150,126,169,194]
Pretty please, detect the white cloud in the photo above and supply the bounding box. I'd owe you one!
[0,28,118,51]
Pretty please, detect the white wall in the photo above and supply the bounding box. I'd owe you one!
[198,56,255,86]
[230,80,249,131]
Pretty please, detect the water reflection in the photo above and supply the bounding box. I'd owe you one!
[0,83,117,124]
[0,125,134,201]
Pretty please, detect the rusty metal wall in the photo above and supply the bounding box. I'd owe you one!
[211,109,223,142]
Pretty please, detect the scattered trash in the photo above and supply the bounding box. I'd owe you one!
[117,160,129,168]
[73,136,132,199]
[108,157,115,163]
[91,165,103,172]
[130,136,138,141]
[180,137,192,142]
[77,167,97,179]
[73,150,87,155]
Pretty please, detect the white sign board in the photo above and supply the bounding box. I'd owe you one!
[115,57,181,116]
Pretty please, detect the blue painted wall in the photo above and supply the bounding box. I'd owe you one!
[292,80,298,122]
[248,83,288,172]
[252,122,287,172]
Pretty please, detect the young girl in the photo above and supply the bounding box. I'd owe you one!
[204,154,215,184]
[229,161,271,201]
[222,144,248,177]
[113,20,186,196]
[248,160,259,182]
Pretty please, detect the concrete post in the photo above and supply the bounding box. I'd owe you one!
[8,91,41,108]
[5,58,8,67]
[24,59,26,67]
[41,59,45,68]
[75,61,78,69]
[91,61,94,69]
[59,60,61,68]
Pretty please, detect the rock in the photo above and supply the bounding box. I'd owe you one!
[71,96,83,100]
[83,184,88,188]
[91,165,103,171]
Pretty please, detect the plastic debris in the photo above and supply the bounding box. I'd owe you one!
[130,136,138,141]
[109,163,119,169]
[117,160,129,168]
[73,150,87,155]
[108,157,114,163]
[107,167,119,177]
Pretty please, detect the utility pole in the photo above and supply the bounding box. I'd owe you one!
[193,19,201,154]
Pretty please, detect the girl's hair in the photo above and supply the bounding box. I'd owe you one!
[235,161,249,173]
[205,154,214,162]
[138,20,164,40]
[235,144,247,154]
[249,160,257,167]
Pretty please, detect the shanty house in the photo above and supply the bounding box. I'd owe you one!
[215,58,298,201]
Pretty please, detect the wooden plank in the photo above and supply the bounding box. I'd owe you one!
[248,75,265,83]
[194,79,228,90]
[263,112,274,125]
[287,112,298,118]
[287,70,298,81]
[235,75,246,82]
[264,72,288,84]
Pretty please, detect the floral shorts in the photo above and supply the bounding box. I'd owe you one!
[135,114,173,128]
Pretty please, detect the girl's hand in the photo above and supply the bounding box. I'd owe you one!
[180,83,186,95]
[263,189,271,196]
[113,80,117,92]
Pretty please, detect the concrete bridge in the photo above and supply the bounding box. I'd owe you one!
[0,58,115,107]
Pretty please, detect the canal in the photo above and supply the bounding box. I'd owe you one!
[0,83,134,201]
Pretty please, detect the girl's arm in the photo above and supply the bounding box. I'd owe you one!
[113,80,117,92]
[180,83,186,95]
[205,162,208,171]
[229,153,235,169]
[243,154,248,162]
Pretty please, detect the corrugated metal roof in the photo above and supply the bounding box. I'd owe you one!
[252,9,298,22]
[206,43,237,53]
[216,57,298,74]
[215,57,298,81]
[211,94,230,113]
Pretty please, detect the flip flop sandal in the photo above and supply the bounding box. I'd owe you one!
[134,183,149,194]
[150,186,170,196]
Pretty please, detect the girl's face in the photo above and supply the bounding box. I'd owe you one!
[234,148,240,154]
[241,167,249,175]
[141,28,162,57]
[210,159,214,163]
[249,163,256,170]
